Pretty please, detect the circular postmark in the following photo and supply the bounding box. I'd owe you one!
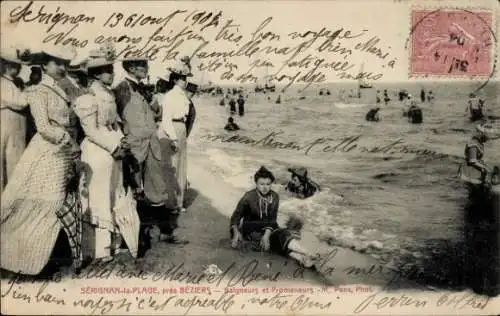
[405,8,497,94]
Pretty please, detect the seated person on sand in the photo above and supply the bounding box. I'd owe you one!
[230,166,320,268]
[365,107,380,122]
[285,167,321,199]
[224,117,240,131]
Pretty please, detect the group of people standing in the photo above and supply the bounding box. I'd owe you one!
[1,43,196,276]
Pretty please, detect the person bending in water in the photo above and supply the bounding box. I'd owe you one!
[230,166,320,267]
[285,167,321,199]
[464,124,492,184]
[467,93,484,122]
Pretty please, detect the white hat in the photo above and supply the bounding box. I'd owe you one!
[41,44,76,62]
[1,46,29,64]
[156,75,169,82]
[167,60,193,77]
[87,43,116,69]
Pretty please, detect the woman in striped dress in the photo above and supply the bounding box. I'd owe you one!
[0,46,81,275]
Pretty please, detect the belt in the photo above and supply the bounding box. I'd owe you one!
[172,118,186,123]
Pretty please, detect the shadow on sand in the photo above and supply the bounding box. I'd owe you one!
[396,185,499,296]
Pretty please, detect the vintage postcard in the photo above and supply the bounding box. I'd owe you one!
[0,0,499,314]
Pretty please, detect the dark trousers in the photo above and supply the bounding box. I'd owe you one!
[136,201,179,235]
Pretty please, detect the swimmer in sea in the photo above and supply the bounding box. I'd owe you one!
[230,166,320,267]
[285,167,321,199]
[464,124,494,185]
[467,93,484,122]
[224,117,240,131]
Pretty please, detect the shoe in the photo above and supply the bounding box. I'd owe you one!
[95,256,114,264]
[137,226,152,258]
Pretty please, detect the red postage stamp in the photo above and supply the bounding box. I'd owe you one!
[411,9,494,77]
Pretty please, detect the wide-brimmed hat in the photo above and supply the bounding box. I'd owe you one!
[68,54,88,73]
[288,167,308,180]
[1,46,30,64]
[41,45,76,62]
[168,60,193,77]
[87,44,117,69]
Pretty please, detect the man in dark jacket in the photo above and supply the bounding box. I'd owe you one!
[114,57,174,255]
[185,82,197,138]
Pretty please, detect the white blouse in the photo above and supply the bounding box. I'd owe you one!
[0,75,27,111]
[159,85,190,140]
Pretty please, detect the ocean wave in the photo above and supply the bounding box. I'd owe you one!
[334,102,372,109]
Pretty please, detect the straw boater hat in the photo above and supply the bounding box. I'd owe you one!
[1,46,30,64]
[167,60,193,77]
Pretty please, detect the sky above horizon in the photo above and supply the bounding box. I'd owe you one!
[1,0,498,86]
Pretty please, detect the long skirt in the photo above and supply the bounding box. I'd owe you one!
[80,139,121,259]
[170,122,187,208]
[1,109,27,191]
[0,133,71,275]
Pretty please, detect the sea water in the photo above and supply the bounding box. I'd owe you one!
[190,81,499,286]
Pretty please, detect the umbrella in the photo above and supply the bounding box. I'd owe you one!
[113,189,140,258]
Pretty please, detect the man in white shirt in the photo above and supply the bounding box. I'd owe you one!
[1,48,29,190]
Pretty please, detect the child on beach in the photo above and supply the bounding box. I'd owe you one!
[230,166,320,268]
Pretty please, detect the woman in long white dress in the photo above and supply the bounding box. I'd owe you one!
[1,47,29,191]
[159,62,192,214]
[73,46,136,262]
[0,46,81,275]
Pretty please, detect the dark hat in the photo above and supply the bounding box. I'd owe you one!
[254,166,275,182]
[288,167,308,180]
[186,82,198,93]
